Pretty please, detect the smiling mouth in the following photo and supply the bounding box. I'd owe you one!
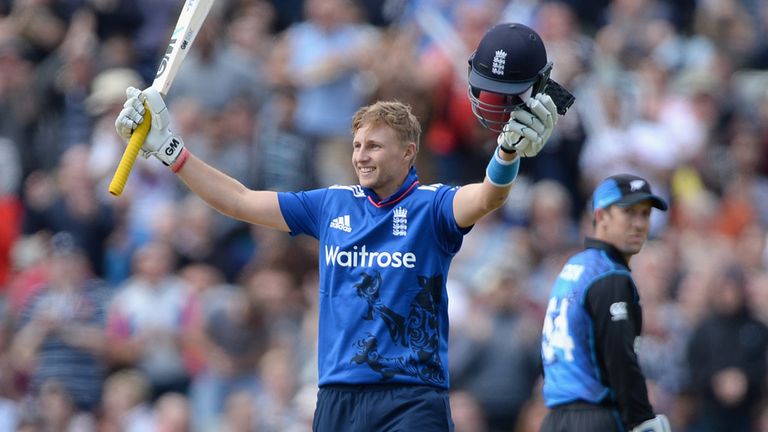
[358,167,375,174]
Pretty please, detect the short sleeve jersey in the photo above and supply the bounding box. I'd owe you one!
[278,168,469,388]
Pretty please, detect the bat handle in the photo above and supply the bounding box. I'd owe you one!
[108,102,151,196]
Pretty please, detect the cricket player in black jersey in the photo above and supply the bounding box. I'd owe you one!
[540,174,671,432]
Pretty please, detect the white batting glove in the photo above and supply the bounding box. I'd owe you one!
[630,414,671,432]
[115,87,144,141]
[114,86,185,166]
[497,93,559,157]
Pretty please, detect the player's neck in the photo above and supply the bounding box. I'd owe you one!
[371,169,414,202]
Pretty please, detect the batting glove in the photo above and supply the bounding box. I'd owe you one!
[114,86,185,166]
[630,414,671,432]
[497,93,559,157]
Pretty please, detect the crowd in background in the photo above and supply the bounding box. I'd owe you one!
[2,0,768,431]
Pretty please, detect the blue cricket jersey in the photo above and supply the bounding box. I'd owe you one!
[278,168,469,388]
[541,244,637,407]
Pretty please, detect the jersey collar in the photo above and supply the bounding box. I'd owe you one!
[585,238,630,268]
[364,167,420,208]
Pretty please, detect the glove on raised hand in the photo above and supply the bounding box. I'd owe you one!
[630,414,672,432]
[114,86,185,166]
[497,93,559,157]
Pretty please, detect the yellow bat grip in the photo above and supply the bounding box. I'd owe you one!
[108,103,151,196]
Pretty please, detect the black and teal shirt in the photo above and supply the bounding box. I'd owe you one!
[541,238,654,427]
[278,168,470,389]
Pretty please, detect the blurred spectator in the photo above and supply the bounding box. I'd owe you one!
[0,136,22,291]
[30,8,99,167]
[9,232,110,413]
[268,0,380,186]
[521,3,589,219]
[176,262,225,377]
[191,97,258,274]
[416,0,499,185]
[98,368,154,432]
[0,298,19,431]
[254,86,314,192]
[132,0,187,82]
[525,179,580,278]
[4,0,65,63]
[151,392,191,432]
[450,267,541,432]
[188,285,266,431]
[22,145,116,277]
[0,35,37,177]
[633,240,690,422]
[449,390,487,432]
[685,263,768,432]
[168,9,269,114]
[243,267,305,350]
[365,25,432,132]
[171,199,220,271]
[105,242,195,399]
[254,345,304,431]
[693,0,756,67]
[711,118,768,238]
[513,379,548,432]
[242,226,318,286]
[216,390,259,432]
[5,233,48,320]
[29,378,97,431]
[747,270,768,326]
[734,222,767,275]
[85,67,146,187]
[675,243,726,331]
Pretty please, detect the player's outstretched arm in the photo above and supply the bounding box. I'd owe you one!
[115,87,290,232]
[453,148,517,228]
[175,155,289,231]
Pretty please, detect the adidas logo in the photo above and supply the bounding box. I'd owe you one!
[329,215,352,232]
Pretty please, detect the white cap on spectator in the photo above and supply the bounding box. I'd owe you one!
[86,68,144,115]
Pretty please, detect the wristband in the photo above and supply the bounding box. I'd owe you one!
[486,146,520,187]
[170,148,190,173]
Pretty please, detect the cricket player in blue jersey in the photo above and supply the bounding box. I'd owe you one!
[115,23,560,432]
[539,174,672,432]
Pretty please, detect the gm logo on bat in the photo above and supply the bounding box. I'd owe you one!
[155,37,177,79]
[155,32,193,79]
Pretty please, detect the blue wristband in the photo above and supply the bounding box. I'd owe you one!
[486,146,520,187]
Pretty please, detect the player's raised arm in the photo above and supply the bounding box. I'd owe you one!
[174,154,288,231]
[454,23,567,228]
[453,91,559,228]
[114,87,289,232]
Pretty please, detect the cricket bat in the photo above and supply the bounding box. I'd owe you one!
[108,0,215,196]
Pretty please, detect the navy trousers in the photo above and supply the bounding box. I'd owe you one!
[313,384,455,432]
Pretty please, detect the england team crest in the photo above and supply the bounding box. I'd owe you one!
[392,207,407,237]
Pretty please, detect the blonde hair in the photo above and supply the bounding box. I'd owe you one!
[351,100,421,157]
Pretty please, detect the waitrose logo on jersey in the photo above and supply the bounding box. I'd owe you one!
[324,245,416,269]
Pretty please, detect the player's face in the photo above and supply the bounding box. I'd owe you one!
[352,123,414,198]
[596,201,653,258]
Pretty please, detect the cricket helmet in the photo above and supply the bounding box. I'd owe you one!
[468,23,551,132]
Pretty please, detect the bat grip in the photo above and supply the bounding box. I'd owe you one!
[108,102,151,196]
